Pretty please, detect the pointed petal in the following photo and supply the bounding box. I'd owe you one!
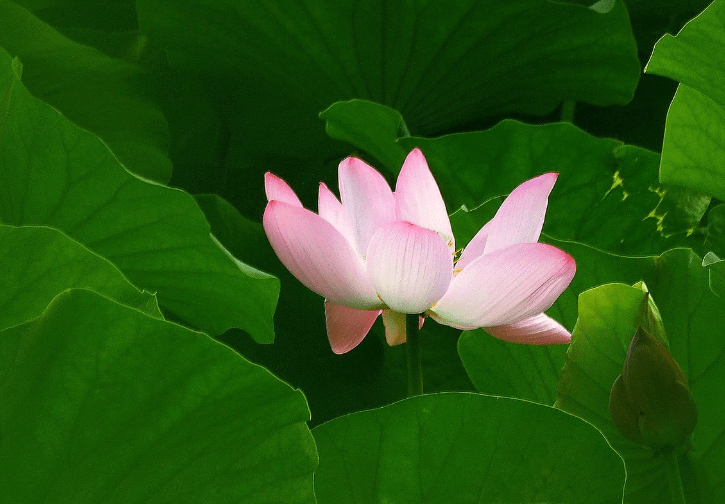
[484,173,558,254]
[325,301,381,354]
[456,220,492,271]
[263,200,381,309]
[382,310,407,346]
[338,156,396,256]
[395,148,454,249]
[318,182,357,248]
[431,242,575,328]
[264,172,303,207]
[484,313,571,345]
[366,221,453,314]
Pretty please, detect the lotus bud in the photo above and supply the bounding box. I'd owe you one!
[609,327,697,452]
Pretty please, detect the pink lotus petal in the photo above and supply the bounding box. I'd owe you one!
[431,242,575,328]
[264,172,303,207]
[318,182,357,249]
[484,313,571,345]
[382,310,407,346]
[484,173,558,254]
[263,200,382,309]
[456,220,492,271]
[325,301,381,354]
[395,148,454,250]
[366,221,453,314]
[338,156,396,256]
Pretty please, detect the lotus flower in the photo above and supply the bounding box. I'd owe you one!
[263,148,575,354]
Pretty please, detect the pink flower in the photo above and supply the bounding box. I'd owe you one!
[263,148,576,354]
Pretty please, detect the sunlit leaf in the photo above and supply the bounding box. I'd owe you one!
[645,0,725,202]
[313,393,624,504]
[0,289,317,503]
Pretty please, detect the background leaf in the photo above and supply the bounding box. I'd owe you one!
[0,289,317,503]
[0,0,171,182]
[322,99,709,257]
[313,392,625,504]
[0,224,160,331]
[0,46,279,341]
[135,0,639,215]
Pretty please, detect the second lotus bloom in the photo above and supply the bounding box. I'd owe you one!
[263,148,576,353]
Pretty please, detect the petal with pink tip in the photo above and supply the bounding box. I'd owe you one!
[382,310,407,346]
[431,242,575,328]
[338,156,396,256]
[264,172,303,207]
[263,200,382,309]
[484,313,571,345]
[484,173,558,254]
[456,220,492,271]
[366,221,453,314]
[325,301,381,354]
[395,148,454,249]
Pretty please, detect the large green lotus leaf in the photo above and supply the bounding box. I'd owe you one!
[0,0,171,182]
[653,84,725,202]
[0,289,317,503]
[136,0,639,211]
[322,99,708,257]
[556,251,725,503]
[313,393,624,504]
[0,224,160,331]
[0,47,279,342]
[138,0,638,132]
[645,0,725,201]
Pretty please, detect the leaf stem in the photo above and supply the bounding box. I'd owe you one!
[665,452,686,504]
[560,100,576,123]
[405,313,423,396]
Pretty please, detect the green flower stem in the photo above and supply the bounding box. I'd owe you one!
[665,452,686,504]
[560,100,576,123]
[406,313,423,396]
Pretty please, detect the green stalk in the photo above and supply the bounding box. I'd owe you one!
[405,313,423,396]
[665,452,686,504]
[560,100,576,123]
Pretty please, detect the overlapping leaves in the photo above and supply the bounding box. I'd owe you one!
[646,0,725,203]
[0,46,278,341]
